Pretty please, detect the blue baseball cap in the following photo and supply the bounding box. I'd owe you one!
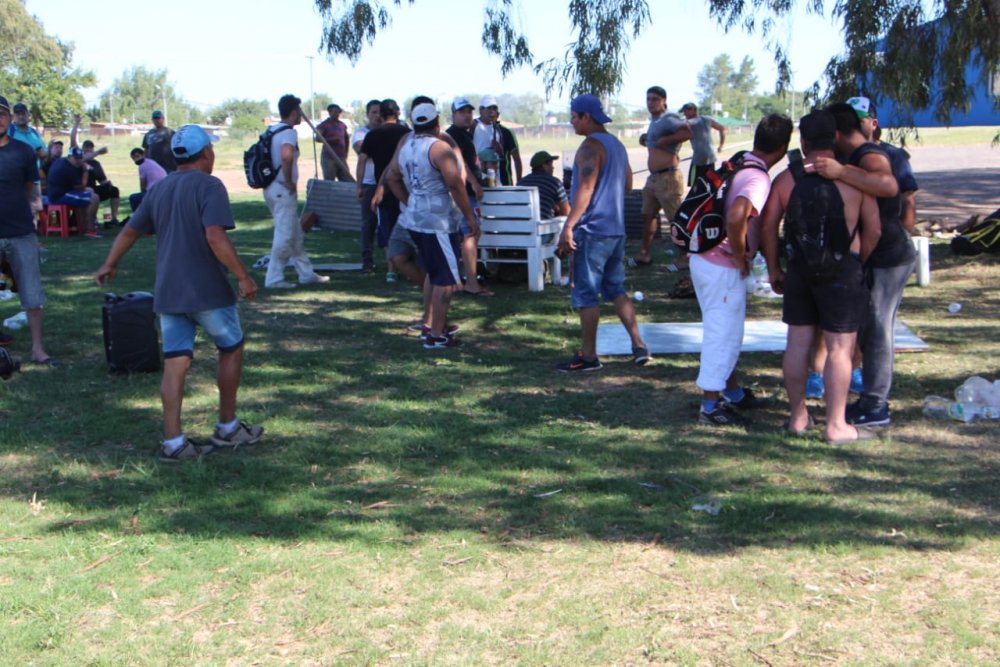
[171,124,218,158]
[570,94,612,124]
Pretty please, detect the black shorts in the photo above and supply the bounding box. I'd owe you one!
[782,256,869,333]
[93,182,120,201]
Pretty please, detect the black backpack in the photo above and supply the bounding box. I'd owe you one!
[784,170,857,283]
[244,124,293,189]
[950,210,1000,255]
[670,151,766,253]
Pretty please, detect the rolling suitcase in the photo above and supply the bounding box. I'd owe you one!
[102,292,160,374]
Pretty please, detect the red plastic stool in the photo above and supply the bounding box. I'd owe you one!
[38,204,73,238]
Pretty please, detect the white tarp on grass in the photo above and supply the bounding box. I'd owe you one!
[596,320,928,356]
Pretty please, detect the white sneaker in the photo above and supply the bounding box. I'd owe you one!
[300,274,330,285]
[266,281,296,289]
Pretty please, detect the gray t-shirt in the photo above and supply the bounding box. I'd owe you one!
[128,170,237,314]
[647,112,686,156]
[689,116,716,165]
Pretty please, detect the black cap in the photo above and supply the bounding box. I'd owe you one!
[799,110,836,145]
[12,102,28,113]
[68,147,84,158]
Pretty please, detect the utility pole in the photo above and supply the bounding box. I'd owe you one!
[307,55,318,179]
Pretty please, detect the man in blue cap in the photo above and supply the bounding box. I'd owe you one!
[556,94,648,372]
[95,124,262,462]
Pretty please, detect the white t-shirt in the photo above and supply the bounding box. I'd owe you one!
[351,126,376,185]
[268,123,298,188]
[472,120,495,155]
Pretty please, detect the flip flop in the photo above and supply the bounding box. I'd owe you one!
[630,256,653,267]
[462,288,494,297]
[788,413,816,434]
[827,425,879,444]
[29,357,62,367]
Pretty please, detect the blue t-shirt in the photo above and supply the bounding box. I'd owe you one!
[127,169,237,314]
[570,132,629,236]
[880,142,918,193]
[0,139,39,238]
[45,157,83,201]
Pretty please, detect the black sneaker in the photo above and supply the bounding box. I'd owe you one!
[158,438,214,463]
[723,387,770,410]
[423,334,461,350]
[632,346,651,366]
[421,324,460,337]
[845,401,891,426]
[0,331,13,347]
[556,353,603,372]
[699,403,751,426]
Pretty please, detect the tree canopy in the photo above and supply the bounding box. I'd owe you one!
[0,0,95,127]
[313,0,999,124]
[96,67,203,126]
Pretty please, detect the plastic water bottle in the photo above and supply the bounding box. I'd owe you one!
[3,311,27,330]
[752,252,767,280]
[922,396,951,419]
[947,402,1000,422]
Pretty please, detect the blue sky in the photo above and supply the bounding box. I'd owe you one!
[28,0,845,114]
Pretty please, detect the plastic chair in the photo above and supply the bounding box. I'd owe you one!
[38,203,73,238]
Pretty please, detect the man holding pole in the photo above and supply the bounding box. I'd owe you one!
[262,94,329,290]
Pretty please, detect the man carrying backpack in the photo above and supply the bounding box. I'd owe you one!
[760,111,882,442]
[813,102,914,427]
[262,94,329,290]
[689,113,792,426]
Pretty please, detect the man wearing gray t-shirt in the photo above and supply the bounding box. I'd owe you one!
[95,125,262,463]
[681,102,726,185]
[634,86,691,266]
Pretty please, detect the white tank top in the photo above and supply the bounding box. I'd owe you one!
[398,133,461,233]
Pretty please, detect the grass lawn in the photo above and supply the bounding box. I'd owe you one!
[2,194,999,665]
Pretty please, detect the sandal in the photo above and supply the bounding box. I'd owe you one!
[462,288,494,297]
[669,276,696,299]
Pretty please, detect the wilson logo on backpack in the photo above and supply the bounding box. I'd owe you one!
[243,124,292,189]
[670,151,766,254]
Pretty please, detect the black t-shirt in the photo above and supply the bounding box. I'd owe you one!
[517,172,568,220]
[0,139,39,238]
[848,143,915,268]
[360,123,411,182]
[86,158,108,186]
[142,127,177,173]
[446,124,480,198]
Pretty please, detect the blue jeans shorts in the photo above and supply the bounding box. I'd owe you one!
[459,197,480,236]
[571,232,627,309]
[0,233,46,309]
[160,305,244,359]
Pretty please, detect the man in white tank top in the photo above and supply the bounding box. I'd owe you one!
[385,102,480,349]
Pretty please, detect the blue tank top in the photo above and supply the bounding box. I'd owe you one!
[571,132,629,236]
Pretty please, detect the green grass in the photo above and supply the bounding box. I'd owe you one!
[2,196,1000,664]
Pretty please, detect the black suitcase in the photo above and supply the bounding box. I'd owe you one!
[102,292,160,374]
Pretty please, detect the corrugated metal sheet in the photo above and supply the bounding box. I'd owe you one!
[303,179,363,232]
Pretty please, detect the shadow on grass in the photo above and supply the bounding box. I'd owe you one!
[2,226,998,555]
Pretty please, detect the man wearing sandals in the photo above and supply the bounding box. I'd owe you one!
[556,95,649,372]
[760,110,882,443]
[95,125,262,462]
[0,95,58,366]
[690,113,792,425]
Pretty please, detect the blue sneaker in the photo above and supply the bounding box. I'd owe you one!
[805,372,824,399]
[850,368,864,394]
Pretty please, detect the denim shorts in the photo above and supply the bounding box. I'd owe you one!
[160,305,244,359]
[459,197,480,236]
[571,232,627,308]
[0,233,46,309]
[54,190,93,207]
